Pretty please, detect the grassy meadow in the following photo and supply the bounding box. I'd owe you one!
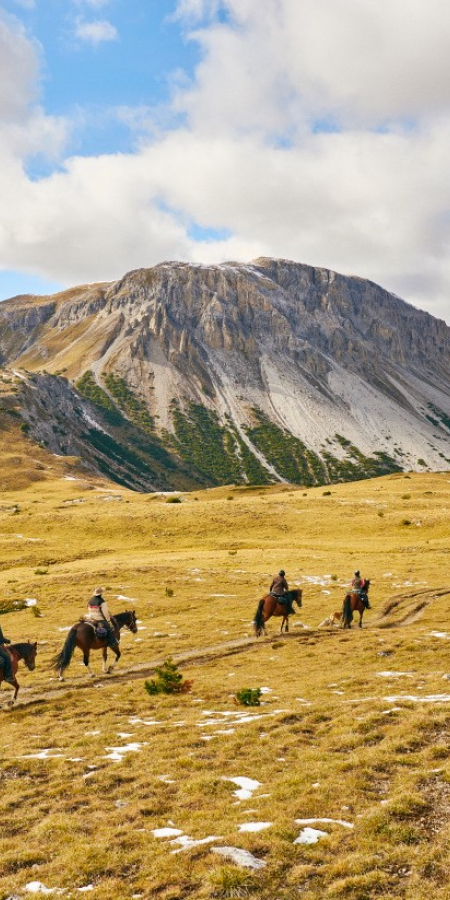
[2,463,450,899]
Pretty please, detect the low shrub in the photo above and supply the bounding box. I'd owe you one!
[144,658,192,695]
[235,687,262,707]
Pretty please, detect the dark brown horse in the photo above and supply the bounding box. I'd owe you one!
[342,580,371,629]
[254,589,303,637]
[52,610,138,681]
[0,641,38,705]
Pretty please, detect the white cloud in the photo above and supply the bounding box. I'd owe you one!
[74,19,118,46]
[1,1,450,324]
[72,0,111,8]
[12,0,36,8]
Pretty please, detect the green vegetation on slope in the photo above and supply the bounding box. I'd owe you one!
[103,372,156,433]
[322,434,403,482]
[75,370,122,426]
[169,402,287,486]
[245,408,327,485]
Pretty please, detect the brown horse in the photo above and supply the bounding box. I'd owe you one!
[342,580,371,629]
[52,610,138,681]
[0,641,38,705]
[254,589,303,637]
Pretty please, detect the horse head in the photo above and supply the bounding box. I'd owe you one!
[292,588,303,608]
[127,610,138,634]
[24,641,38,671]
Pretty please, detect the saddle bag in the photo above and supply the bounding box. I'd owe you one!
[95,624,108,638]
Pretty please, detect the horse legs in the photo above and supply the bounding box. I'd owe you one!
[280,615,289,633]
[83,651,96,678]
[11,677,19,704]
[102,647,108,674]
[359,612,363,628]
[107,646,121,674]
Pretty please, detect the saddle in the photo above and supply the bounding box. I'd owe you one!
[82,618,109,638]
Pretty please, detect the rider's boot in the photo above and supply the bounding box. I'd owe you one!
[106,625,119,649]
[0,650,14,684]
[3,662,15,684]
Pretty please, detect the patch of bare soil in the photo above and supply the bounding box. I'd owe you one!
[422,776,450,836]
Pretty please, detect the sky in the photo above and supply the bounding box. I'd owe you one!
[1,0,450,324]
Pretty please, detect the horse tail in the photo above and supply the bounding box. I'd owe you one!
[52,626,78,674]
[254,600,265,637]
[342,595,353,628]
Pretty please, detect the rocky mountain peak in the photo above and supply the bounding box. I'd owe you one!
[1,258,449,491]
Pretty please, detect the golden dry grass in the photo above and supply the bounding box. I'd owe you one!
[2,467,450,899]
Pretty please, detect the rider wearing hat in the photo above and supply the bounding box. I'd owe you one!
[270,569,295,616]
[0,622,14,685]
[85,587,119,648]
[351,571,371,609]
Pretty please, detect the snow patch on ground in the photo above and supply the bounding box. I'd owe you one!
[152,827,183,838]
[384,694,450,703]
[103,742,145,761]
[238,822,272,832]
[22,749,63,760]
[376,671,414,678]
[295,817,354,829]
[212,846,266,869]
[225,777,261,801]
[294,827,328,845]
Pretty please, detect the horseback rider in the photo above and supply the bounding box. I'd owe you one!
[0,622,15,685]
[85,587,119,648]
[270,570,295,616]
[351,571,371,609]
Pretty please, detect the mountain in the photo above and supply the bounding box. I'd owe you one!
[1,257,450,491]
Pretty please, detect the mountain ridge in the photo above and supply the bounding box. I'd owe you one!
[1,257,450,491]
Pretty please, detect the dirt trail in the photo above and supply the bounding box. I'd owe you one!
[373,585,450,628]
[4,587,450,709]
[2,631,313,710]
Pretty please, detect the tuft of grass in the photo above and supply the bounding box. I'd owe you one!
[208,865,256,897]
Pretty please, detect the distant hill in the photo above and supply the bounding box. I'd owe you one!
[1,257,450,491]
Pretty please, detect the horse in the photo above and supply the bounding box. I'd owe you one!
[0,641,38,705]
[253,589,303,637]
[52,610,138,681]
[342,579,371,629]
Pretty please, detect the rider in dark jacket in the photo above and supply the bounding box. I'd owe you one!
[85,588,119,648]
[0,623,14,684]
[270,570,294,615]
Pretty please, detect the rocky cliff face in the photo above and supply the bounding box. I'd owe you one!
[1,258,450,490]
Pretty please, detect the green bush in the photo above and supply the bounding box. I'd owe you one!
[236,687,262,707]
[144,658,192,695]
